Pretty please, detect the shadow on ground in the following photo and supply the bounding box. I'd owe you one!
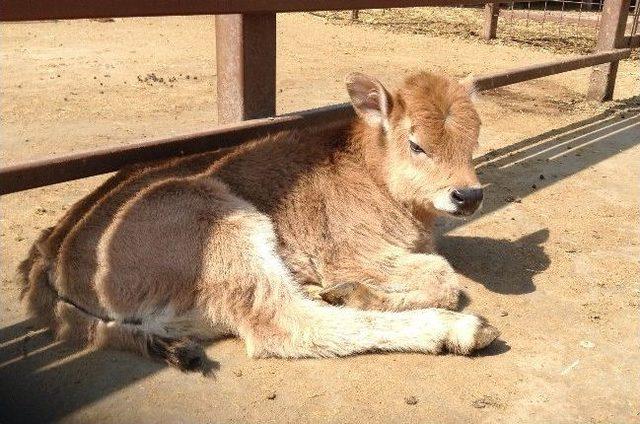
[0,319,167,423]
[441,229,550,294]
[437,97,640,293]
[1,97,639,423]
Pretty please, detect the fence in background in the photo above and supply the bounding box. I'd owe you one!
[482,0,638,46]
[481,0,636,98]
[0,0,635,195]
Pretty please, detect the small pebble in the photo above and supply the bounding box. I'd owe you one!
[405,396,418,405]
[233,370,243,377]
[471,395,501,409]
[539,174,545,180]
[472,399,487,408]
[580,340,595,349]
[505,195,522,203]
[266,392,276,400]
[500,311,508,317]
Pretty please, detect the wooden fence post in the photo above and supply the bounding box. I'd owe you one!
[483,3,500,40]
[587,0,630,101]
[215,14,277,124]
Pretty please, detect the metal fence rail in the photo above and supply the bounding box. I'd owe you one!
[0,0,635,195]
[0,0,510,21]
[0,105,355,195]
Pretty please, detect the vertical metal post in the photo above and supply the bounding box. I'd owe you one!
[215,14,276,124]
[483,3,501,40]
[587,0,630,101]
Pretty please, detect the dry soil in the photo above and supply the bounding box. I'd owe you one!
[1,13,639,424]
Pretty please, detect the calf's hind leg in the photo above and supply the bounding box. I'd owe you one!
[201,210,499,358]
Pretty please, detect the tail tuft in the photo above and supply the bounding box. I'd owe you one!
[147,336,207,372]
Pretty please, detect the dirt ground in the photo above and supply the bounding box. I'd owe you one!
[1,12,639,424]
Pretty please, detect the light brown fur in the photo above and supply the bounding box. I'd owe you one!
[18,71,498,371]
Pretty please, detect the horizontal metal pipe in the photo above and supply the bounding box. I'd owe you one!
[0,48,631,195]
[0,104,354,195]
[0,0,545,22]
[473,48,631,91]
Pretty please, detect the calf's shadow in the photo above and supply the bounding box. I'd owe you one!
[437,228,550,295]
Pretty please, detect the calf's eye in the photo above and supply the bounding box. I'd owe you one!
[409,140,425,154]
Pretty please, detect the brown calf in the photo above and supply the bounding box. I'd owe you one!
[18,71,498,371]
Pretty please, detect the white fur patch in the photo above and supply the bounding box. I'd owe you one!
[249,218,292,279]
[449,314,481,351]
[432,190,458,213]
[382,118,391,133]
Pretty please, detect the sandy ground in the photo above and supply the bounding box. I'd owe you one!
[1,13,639,424]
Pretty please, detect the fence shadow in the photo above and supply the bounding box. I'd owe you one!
[437,96,640,294]
[0,318,167,424]
[1,98,639,423]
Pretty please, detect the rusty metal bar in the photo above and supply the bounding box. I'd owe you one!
[483,3,501,40]
[1,0,520,21]
[587,0,631,101]
[0,48,632,195]
[474,48,631,91]
[0,105,355,195]
[215,14,277,124]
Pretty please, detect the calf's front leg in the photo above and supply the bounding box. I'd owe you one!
[320,253,463,311]
[245,298,500,358]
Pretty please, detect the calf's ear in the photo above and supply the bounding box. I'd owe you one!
[345,72,393,127]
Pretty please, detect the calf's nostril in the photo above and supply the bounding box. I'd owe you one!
[451,190,465,204]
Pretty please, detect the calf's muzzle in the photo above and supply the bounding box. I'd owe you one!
[451,187,483,216]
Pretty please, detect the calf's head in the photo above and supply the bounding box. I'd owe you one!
[347,71,482,218]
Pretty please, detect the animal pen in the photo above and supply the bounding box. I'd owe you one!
[0,0,636,195]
